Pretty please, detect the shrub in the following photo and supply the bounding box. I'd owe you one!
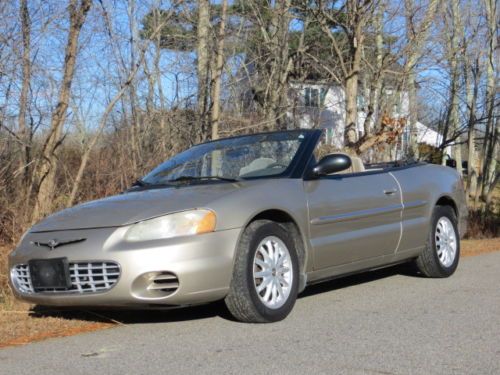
[465,208,500,239]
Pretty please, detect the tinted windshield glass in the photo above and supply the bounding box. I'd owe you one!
[142,131,308,184]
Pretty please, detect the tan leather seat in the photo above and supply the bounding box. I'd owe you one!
[350,156,365,173]
[332,153,365,174]
[239,158,276,176]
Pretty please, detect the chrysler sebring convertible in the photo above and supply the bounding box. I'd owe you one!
[9,130,467,322]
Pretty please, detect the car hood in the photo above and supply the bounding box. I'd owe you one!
[30,183,245,232]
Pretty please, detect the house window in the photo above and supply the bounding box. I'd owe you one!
[356,95,365,108]
[305,87,328,108]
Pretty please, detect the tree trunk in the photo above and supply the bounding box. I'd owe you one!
[153,7,168,150]
[344,20,365,148]
[441,0,462,174]
[484,118,499,203]
[485,170,499,206]
[481,0,498,200]
[18,0,31,187]
[406,68,418,158]
[31,0,92,222]
[465,59,479,201]
[265,0,291,130]
[363,4,384,138]
[210,0,227,140]
[345,74,359,145]
[196,0,211,143]
[127,0,140,172]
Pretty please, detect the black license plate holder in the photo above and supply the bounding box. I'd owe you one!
[29,258,72,289]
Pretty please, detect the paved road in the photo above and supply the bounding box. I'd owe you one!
[1,252,499,375]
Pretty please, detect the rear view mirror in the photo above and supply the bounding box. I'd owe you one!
[313,153,352,176]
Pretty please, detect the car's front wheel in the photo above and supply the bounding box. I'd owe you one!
[225,220,299,323]
[415,205,460,278]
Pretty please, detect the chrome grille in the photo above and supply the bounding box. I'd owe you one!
[11,264,32,293]
[12,261,120,294]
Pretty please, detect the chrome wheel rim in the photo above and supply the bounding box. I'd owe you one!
[435,217,457,267]
[253,236,293,309]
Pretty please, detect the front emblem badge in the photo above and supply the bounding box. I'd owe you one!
[47,239,59,250]
[31,238,86,251]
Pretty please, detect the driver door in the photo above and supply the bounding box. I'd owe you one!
[305,170,402,270]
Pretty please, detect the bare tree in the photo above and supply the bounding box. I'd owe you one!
[31,0,92,221]
[66,1,179,206]
[127,0,141,172]
[265,0,293,130]
[210,0,228,140]
[315,0,377,147]
[17,0,31,186]
[196,0,211,142]
[441,0,463,174]
[404,0,439,158]
[361,1,384,138]
[481,0,498,204]
[465,57,480,201]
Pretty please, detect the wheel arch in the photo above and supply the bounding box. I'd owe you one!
[435,195,459,218]
[245,209,309,292]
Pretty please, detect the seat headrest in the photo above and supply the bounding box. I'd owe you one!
[329,152,365,174]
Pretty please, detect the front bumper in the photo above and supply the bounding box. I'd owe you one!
[9,227,241,307]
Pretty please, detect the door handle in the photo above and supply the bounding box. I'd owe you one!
[383,188,398,195]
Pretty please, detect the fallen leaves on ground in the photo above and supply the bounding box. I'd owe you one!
[0,305,113,348]
[461,237,500,257]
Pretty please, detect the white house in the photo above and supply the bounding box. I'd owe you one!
[287,81,445,156]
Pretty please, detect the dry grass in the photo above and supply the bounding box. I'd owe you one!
[465,209,499,239]
[0,244,13,311]
[461,237,500,257]
[0,307,112,348]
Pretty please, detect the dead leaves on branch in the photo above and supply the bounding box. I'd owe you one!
[348,115,406,156]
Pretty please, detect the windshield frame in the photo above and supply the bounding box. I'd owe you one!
[138,130,320,188]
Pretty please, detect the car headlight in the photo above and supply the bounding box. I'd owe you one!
[124,209,216,242]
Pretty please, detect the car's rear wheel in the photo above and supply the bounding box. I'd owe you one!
[225,220,299,323]
[415,205,460,278]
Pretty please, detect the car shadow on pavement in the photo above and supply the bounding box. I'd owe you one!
[299,262,419,299]
[29,263,420,325]
[29,300,235,325]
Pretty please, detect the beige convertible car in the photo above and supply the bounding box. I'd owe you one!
[9,130,467,322]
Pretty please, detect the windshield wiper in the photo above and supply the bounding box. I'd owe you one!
[167,175,240,183]
[128,179,173,191]
[131,179,150,187]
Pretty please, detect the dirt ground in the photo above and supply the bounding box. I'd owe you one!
[1,237,499,349]
[461,237,500,256]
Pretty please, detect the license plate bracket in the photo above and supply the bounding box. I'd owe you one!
[29,258,72,289]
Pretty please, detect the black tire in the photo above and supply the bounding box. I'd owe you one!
[415,205,460,278]
[224,220,299,323]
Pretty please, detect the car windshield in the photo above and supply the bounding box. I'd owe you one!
[141,131,309,185]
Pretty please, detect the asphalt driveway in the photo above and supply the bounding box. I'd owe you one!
[1,252,499,375]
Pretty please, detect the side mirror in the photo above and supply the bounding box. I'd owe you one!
[312,153,352,177]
